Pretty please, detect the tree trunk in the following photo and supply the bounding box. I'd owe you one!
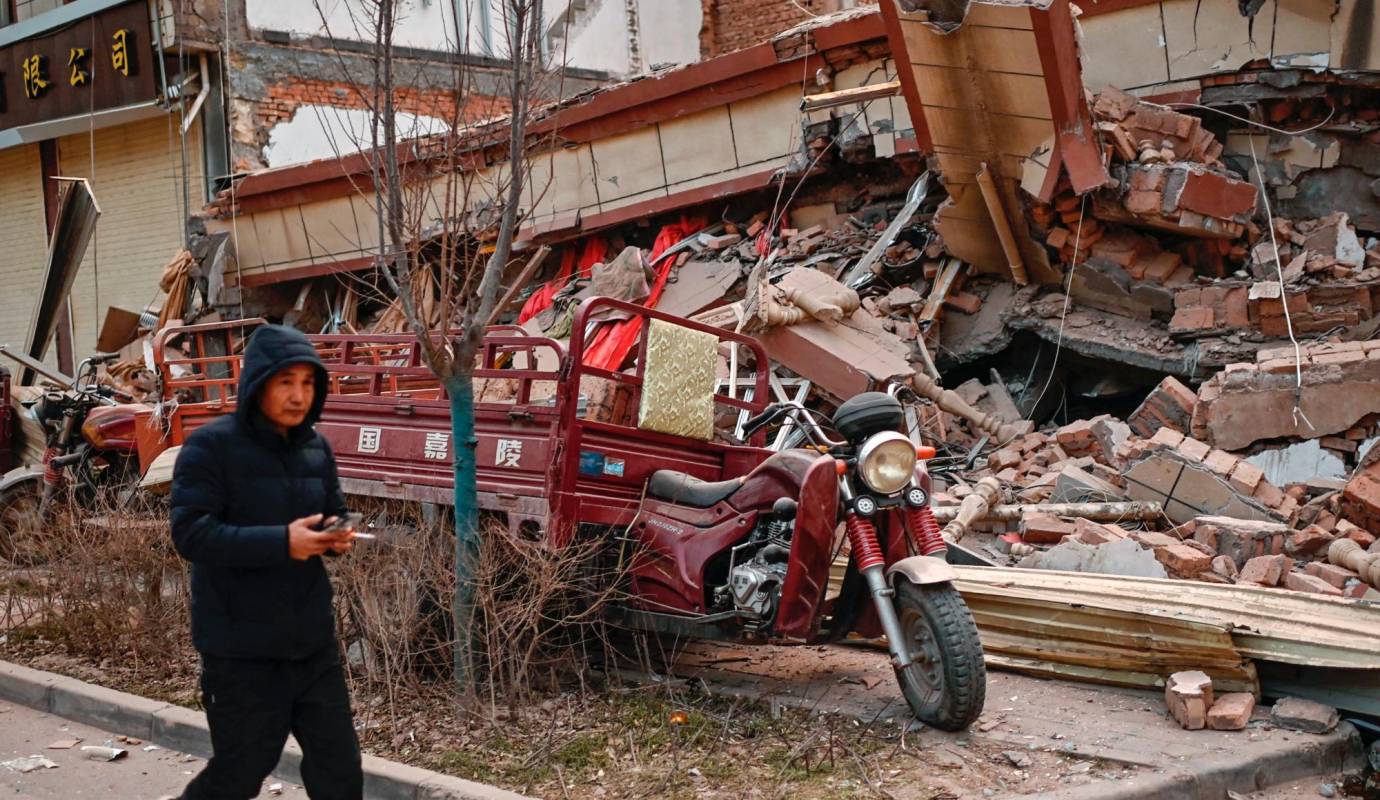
[445,371,480,690]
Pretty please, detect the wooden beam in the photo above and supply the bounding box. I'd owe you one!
[800,80,901,113]
[486,246,551,326]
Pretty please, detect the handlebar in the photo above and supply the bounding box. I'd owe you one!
[741,403,783,437]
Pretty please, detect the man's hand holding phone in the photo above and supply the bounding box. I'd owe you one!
[288,513,360,560]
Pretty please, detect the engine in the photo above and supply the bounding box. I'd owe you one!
[715,497,797,625]
[729,549,788,619]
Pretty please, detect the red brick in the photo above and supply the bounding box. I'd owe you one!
[1170,306,1215,332]
[1312,350,1366,367]
[1177,169,1258,219]
[1253,480,1287,508]
[988,447,1022,471]
[1286,526,1334,556]
[1345,527,1376,548]
[1283,571,1344,596]
[1132,531,1181,549]
[1210,554,1238,579]
[1304,561,1359,589]
[1238,554,1288,586]
[1156,543,1213,577]
[1165,671,1213,730]
[1202,449,1239,476]
[1142,252,1182,282]
[1148,426,1186,448]
[1055,419,1098,453]
[1207,693,1256,731]
[1176,436,1211,462]
[946,291,983,314]
[1125,190,1163,215]
[1221,288,1251,328]
[1020,513,1078,544]
[1228,461,1265,494]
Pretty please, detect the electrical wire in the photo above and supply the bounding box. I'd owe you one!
[1246,132,1313,432]
[1026,193,1088,421]
[1165,102,1336,136]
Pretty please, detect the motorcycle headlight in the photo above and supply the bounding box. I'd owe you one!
[857,431,917,495]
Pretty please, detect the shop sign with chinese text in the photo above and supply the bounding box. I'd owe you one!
[0,1,157,131]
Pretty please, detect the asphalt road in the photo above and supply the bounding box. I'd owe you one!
[0,699,303,799]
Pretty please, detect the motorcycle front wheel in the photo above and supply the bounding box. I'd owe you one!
[0,480,47,567]
[893,580,987,731]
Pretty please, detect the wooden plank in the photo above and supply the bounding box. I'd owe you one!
[963,2,1035,29]
[800,79,902,112]
[921,106,1055,159]
[901,19,1044,76]
[911,65,1053,119]
[486,246,551,327]
[953,566,1380,670]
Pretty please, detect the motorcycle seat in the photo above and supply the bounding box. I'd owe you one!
[648,470,744,508]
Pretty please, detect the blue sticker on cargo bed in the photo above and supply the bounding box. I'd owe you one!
[579,451,605,477]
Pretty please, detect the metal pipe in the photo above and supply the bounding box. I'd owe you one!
[931,500,1164,524]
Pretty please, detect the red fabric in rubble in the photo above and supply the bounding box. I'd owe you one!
[516,237,608,325]
[580,216,705,372]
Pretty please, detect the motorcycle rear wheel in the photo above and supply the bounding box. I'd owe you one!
[893,580,986,731]
[0,480,47,567]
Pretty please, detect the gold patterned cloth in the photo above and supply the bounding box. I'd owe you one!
[638,318,718,441]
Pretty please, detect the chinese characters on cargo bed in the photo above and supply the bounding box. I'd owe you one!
[354,426,526,467]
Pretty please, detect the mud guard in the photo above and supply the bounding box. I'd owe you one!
[775,455,839,641]
[0,466,44,495]
[886,555,958,587]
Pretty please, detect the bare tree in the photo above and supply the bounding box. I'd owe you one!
[316,0,554,690]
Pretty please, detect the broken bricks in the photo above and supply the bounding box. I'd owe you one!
[1165,670,1214,730]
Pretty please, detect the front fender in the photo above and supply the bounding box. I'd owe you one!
[887,555,957,587]
[0,465,44,496]
[775,454,839,641]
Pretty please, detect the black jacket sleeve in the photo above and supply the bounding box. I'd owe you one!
[320,437,349,520]
[170,435,289,567]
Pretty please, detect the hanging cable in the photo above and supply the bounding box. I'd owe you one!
[1026,193,1088,421]
[1246,133,1313,431]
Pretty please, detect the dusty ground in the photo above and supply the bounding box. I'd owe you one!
[0,621,1131,800]
[0,698,303,799]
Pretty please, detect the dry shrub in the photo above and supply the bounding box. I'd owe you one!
[327,504,629,710]
[2,486,192,667]
[3,487,629,717]
[469,521,628,708]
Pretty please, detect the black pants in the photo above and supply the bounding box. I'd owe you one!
[182,645,363,800]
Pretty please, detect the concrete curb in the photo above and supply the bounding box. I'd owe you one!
[1013,722,1365,800]
[0,660,530,800]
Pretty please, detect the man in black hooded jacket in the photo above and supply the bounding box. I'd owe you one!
[170,324,363,799]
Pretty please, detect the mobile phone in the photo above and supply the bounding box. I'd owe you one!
[321,512,363,533]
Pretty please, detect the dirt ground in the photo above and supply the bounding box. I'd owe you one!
[0,624,1132,800]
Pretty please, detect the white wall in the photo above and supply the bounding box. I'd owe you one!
[246,0,507,55]
[637,0,701,70]
[246,0,703,75]
[545,0,701,76]
[263,105,451,168]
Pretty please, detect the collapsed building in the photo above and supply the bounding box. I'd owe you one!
[18,0,1380,720]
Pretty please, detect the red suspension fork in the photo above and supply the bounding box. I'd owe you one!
[844,514,885,570]
[845,511,914,668]
[905,505,947,557]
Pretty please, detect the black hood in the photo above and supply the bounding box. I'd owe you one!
[236,324,329,430]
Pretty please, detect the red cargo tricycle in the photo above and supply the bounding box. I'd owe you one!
[136,297,987,729]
